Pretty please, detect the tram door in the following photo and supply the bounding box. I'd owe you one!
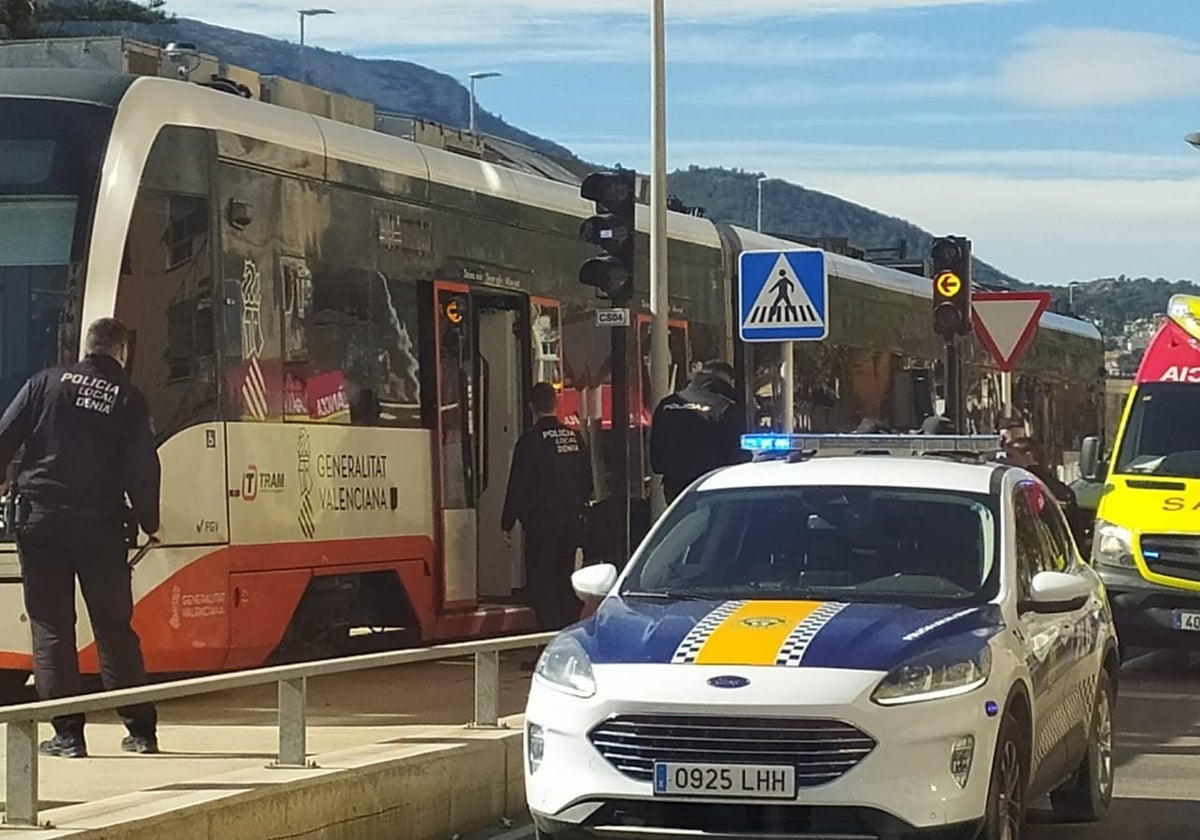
[476,293,525,599]
[433,283,528,609]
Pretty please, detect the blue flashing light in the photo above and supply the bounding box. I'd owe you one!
[985,701,999,718]
[741,434,794,452]
[1143,550,1160,560]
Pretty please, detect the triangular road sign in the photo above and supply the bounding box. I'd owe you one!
[971,291,1052,373]
[744,253,824,328]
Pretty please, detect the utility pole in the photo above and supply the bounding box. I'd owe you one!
[648,0,671,520]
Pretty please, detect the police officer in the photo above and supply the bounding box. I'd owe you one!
[501,382,593,632]
[1005,436,1091,548]
[0,317,161,758]
[649,360,747,504]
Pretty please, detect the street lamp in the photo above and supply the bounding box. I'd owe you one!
[1186,131,1200,151]
[1068,280,1084,311]
[298,8,334,85]
[468,71,501,134]
[757,177,781,233]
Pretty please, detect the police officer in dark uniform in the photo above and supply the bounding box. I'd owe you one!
[0,317,161,758]
[649,360,747,504]
[502,382,593,632]
[1005,436,1091,549]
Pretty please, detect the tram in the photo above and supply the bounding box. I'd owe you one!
[0,68,1104,695]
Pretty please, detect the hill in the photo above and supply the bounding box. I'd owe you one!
[666,167,1019,289]
[1033,275,1200,340]
[51,17,578,162]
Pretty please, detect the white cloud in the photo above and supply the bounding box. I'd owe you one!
[169,0,1023,61]
[692,74,987,106]
[997,27,1200,109]
[557,136,1200,282]
[557,136,1200,180]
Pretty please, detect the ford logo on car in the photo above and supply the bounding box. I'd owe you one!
[707,675,750,689]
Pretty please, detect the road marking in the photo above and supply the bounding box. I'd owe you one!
[1119,690,1198,701]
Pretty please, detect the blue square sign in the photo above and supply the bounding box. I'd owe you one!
[738,250,828,343]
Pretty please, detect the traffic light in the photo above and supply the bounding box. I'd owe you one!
[579,169,636,303]
[931,235,972,338]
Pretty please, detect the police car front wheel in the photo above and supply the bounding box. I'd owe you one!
[981,709,1027,840]
[1049,670,1115,823]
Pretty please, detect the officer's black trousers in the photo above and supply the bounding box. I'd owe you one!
[525,519,582,631]
[15,507,157,738]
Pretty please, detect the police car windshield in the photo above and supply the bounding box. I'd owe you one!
[1114,384,1200,479]
[622,486,1000,605]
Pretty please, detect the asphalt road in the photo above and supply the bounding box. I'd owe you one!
[465,650,1200,840]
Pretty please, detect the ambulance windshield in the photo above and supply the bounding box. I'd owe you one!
[1114,384,1200,479]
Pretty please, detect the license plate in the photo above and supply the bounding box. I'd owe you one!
[653,762,796,799]
[1174,610,1200,632]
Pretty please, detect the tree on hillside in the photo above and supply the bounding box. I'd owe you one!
[1,0,169,37]
[1,0,38,38]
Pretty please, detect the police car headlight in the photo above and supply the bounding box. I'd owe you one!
[871,645,991,706]
[534,635,596,698]
[1092,520,1136,569]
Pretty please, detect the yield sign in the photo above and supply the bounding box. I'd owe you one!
[971,291,1052,373]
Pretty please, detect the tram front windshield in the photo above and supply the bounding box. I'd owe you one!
[0,97,112,411]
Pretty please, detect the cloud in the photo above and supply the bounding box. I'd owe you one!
[559,136,1200,180]
[997,27,1200,109]
[557,136,1200,282]
[169,0,1024,61]
[692,74,987,106]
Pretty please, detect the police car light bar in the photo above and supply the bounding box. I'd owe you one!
[741,433,1002,457]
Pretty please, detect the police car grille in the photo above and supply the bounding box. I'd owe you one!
[588,715,876,786]
[1141,535,1200,582]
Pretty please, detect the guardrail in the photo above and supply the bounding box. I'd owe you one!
[0,631,557,827]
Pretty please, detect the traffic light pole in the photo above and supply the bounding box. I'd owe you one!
[945,336,963,434]
[611,311,631,566]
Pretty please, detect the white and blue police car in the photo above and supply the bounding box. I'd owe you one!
[524,434,1118,840]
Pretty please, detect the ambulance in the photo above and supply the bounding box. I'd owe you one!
[1082,294,1200,650]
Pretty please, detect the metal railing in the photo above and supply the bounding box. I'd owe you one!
[0,631,556,827]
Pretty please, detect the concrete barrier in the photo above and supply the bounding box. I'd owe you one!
[2,717,526,840]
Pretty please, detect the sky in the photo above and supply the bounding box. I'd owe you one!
[166,0,1200,285]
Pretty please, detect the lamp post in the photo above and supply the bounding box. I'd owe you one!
[756,177,777,233]
[468,71,501,134]
[298,8,334,85]
[1186,131,1200,151]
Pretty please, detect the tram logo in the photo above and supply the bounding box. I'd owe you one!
[242,465,285,502]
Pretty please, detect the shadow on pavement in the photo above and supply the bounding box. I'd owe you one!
[1029,797,1200,839]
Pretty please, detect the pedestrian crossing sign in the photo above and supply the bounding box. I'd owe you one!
[738,250,828,342]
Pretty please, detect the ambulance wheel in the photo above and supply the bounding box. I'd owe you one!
[0,669,31,705]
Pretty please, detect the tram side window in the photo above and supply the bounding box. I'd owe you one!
[282,265,424,429]
[115,126,217,441]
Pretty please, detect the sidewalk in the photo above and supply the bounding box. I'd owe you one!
[0,652,536,834]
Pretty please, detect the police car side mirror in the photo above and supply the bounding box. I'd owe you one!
[1080,436,1101,482]
[1023,571,1091,614]
[572,564,618,603]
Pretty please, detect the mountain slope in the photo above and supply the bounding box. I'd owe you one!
[666,166,1019,289]
[53,17,578,161]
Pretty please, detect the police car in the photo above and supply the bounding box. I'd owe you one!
[524,434,1118,840]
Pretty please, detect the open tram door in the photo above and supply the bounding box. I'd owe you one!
[431,282,537,626]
